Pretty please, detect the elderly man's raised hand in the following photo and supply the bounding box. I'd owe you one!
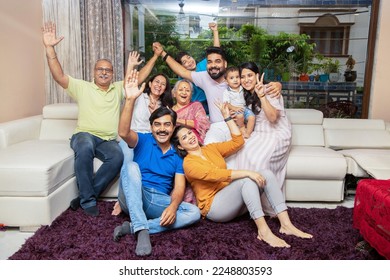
[41,22,64,48]
[124,70,145,100]
[128,51,143,67]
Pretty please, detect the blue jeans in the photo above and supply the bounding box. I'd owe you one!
[118,139,134,163]
[118,160,200,234]
[70,132,123,209]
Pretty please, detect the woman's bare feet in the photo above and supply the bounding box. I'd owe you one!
[111,201,122,216]
[279,223,313,239]
[257,229,291,248]
[255,216,290,248]
[277,210,313,239]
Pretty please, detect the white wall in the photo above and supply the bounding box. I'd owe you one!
[0,0,45,123]
[370,0,390,122]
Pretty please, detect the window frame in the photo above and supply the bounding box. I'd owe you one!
[300,14,353,57]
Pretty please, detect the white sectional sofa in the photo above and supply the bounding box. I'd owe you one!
[323,118,390,179]
[1,103,389,230]
[285,109,347,202]
[0,103,118,231]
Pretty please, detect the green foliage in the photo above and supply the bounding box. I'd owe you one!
[322,58,341,74]
[140,19,317,81]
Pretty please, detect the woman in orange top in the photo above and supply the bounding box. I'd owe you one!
[171,102,312,248]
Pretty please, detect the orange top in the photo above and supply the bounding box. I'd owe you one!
[183,134,244,217]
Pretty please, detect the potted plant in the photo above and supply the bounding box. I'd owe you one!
[269,32,316,82]
[344,55,357,82]
[323,58,341,82]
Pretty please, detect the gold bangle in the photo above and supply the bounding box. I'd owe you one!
[259,93,266,98]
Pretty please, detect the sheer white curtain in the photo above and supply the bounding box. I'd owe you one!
[80,0,124,82]
[42,0,82,104]
[42,0,124,104]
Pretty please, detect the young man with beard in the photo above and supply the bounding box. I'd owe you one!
[42,22,124,217]
[156,43,282,144]
[114,70,200,256]
[175,22,220,114]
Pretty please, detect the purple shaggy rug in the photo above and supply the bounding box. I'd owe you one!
[9,201,383,260]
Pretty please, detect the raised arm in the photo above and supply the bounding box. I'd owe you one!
[118,70,146,147]
[153,42,193,82]
[209,22,220,47]
[215,101,242,135]
[255,74,279,123]
[125,51,142,81]
[42,21,68,89]
[137,43,164,84]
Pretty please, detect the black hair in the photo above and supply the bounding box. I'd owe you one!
[176,51,190,64]
[239,62,262,115]
[171,125,188,158]
[144,73,173,107]
[205,46,227,61]
[225,66,239,78]
[149,106,177,126]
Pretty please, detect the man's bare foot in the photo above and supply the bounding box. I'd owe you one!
[257,229,291,248]
[111,201,122,216]
[279,224,313,239]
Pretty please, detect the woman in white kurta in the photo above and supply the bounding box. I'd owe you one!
[230,62,291,216]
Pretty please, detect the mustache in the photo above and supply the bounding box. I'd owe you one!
[157,131,169,136]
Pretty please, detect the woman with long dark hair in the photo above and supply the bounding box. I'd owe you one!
[228,62,292,216]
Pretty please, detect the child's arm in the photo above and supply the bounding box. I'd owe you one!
[228,104,244,112]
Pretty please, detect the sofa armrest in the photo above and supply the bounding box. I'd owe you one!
[386,122,390,133]
[0,115,42,148]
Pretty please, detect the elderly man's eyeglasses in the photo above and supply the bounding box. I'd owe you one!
[95,67,113,74]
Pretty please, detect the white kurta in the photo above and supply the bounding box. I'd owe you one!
[131,92,160,133]
[229,95,292,216]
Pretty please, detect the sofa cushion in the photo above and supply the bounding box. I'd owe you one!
[291,124,324,146]
[323,118,386,130]
[286,109,323,125]
[0,139,74,197]
[342,156,369,177]
[324,129,390,150]
[40,103,78,140]
[287,146,346,180]
[0,116,42,148]
[43,103,78,119]
[338,149,390,179]
[40,119,77,140]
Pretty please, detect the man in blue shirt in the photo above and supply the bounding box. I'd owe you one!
[114,70,200,256]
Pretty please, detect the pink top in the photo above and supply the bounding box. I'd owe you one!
[175,101,210,144]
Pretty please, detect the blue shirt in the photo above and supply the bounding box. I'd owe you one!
[179,58,207,104]
[134,133,184,194]
[192,58,207,104]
